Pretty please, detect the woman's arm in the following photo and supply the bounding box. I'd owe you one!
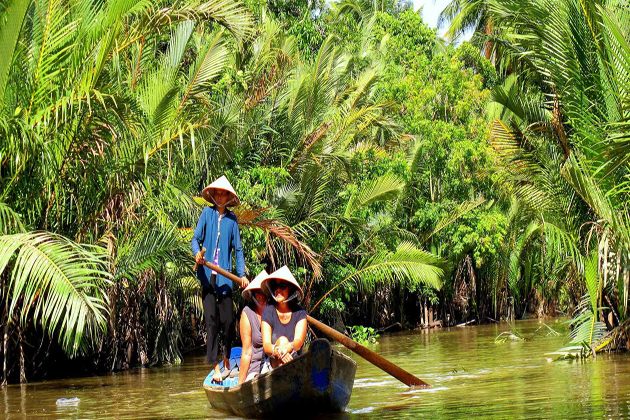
[274,317,307,361]
[262,321,274,357]
[238,312,252,385]
[291,318,308,352]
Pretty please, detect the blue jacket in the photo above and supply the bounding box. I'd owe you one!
[192,206,246,293]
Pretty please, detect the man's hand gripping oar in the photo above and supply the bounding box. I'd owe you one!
[194,247,250,288]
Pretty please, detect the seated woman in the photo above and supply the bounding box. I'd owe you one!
[238,269,270,385]
[261,266,307,367]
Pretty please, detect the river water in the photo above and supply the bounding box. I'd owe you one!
[2,319,630,419]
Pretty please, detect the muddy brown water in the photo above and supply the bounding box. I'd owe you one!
[2,319,630,419]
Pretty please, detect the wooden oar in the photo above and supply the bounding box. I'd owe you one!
[199,261,429,388]
[306,315,429,387]
[193,254,248,288]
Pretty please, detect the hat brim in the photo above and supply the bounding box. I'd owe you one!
[262,278,303,303]
[202,187,240,207]
[243,288,268,302]
[242,270,269,301]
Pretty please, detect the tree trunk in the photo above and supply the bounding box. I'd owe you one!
[399,287,405,326]
[19,331,26,384]
[1,278,7,385]
[2,320,8,386]
[423,299,428,327]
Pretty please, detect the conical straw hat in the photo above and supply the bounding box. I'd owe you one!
[242,269,269,301]
[202,175,240,207]
[262,266,303,303]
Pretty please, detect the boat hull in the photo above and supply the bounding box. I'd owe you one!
[204,339,357,418]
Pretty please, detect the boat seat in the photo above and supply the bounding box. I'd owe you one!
[204,347,242,387]
[204,376,238,388]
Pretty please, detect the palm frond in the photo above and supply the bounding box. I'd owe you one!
[153,0,254,42]
[344,174,404,218]
[0,232,111,355]
[422,197,486,245]
[177,275,203,317]
[311,241,446,312]
[26,0,79,117]
[0,0,30,102]
[351,241,446,290]
[240,217,322,278]
[179,31,229,109]
[114,224,186,282]
[0,201,25,234]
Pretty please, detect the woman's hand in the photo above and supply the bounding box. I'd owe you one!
[280,352,293,363]
[274,343,294,363]
[195,250,205,264]
[275,342,294,359]
[240,276,249,288]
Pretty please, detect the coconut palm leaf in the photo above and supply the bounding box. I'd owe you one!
[354,241,447,289]
[440,0,489,43]
[179,31,230,109]
[0,0,30,102]
[26,0,79,117]
[0,232,110,355]
[344,174,404,218]
[154,0,254,42]
[114,224,187,282]
[561,154,627,243]
[0,201,25,234]
[311,241,446,312]
[542,221,583,272]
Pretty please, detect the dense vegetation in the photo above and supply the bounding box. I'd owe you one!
[1,0,629,384]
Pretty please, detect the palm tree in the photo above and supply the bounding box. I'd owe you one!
[0,0,450,381]
[438,0,494,58]
[484,0,630,353]
[0,0,255,382]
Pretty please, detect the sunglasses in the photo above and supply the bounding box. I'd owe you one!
[271,281,290,290]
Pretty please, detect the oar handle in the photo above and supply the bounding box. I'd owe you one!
[307,315,429,388]
[193,256,247,287]
[193,247,207,273]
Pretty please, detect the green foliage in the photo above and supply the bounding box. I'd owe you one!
[349,325,380,344]
[373,9,437,67]
[0,233,111,355]
[0,0,30,103]
[0,0,453,382]
[454,42,497,88]
[7,0,630,382]
[441,0,630,351]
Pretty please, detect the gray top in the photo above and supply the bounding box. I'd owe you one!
[261,305,307,355]
[243,306,264,376]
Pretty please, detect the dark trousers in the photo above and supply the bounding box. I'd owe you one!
[202,286,234,366]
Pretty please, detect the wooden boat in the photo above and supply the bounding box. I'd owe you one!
[203,339,357,418]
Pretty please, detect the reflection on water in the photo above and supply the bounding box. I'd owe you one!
[2,319,630,419]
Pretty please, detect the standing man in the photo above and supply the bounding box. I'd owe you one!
[192,175,249,383]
